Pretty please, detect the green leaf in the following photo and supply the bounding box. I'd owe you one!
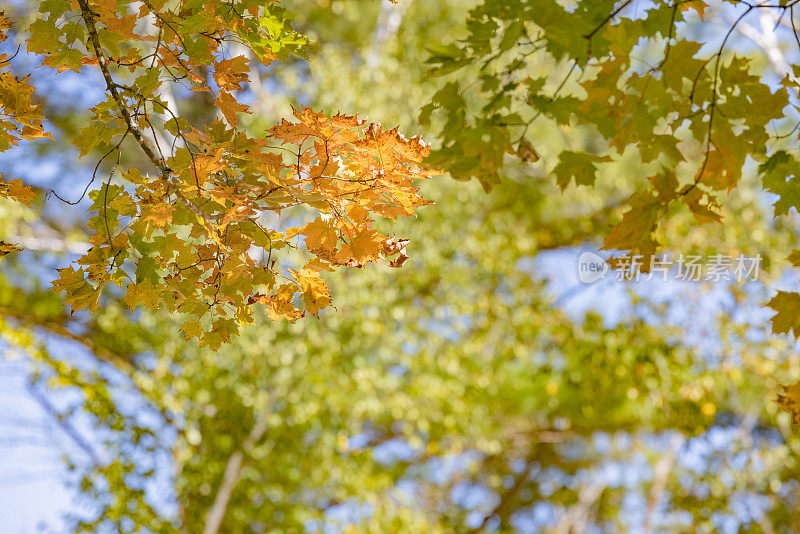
[552,151,612,189]
[498,20,524,52]
[767,291,800,337]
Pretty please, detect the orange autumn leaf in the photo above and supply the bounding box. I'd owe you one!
[215,90,250,128]
[14,1,434,348]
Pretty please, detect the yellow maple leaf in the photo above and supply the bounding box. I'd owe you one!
[778,381,800,424]
[140,198,174,226]
[215,90,250,128]
[337,228,383,266]
[52,267,102,313]
[0,177,36,206]
[0,241,21,255]
[602,192,660,255]
[294,267,332,317]
[180,319,203,341]
[767,291,800,337]
[213,56,250,92]
[124,280,160,311]
[292,217,339,256]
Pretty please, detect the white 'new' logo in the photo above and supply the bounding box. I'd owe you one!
[577,251,608,284]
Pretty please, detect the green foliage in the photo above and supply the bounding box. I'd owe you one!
[418,0,800,411]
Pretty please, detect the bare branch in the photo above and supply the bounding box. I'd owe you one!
[76,0,171,177]
[202,416,269,534]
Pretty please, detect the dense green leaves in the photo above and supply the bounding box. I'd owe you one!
[418,0,800,389]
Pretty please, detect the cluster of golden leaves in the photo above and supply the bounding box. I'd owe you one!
[0,14,48,206]
[15,0,436,347]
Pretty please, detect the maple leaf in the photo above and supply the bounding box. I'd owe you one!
[777,381,800,424]
[215,90,250,128]
[515,139,539,163]
[389,254,409,268]
[337,228,383,266]
[180,319,203,341]
[0,177,35,206]
[74,121,125,157]
[759,151,800,217]
[682,188,722,224]
[41,49,84,72]
[52,267,102,313]
[679,1,708,20]
[207,318,238,349]
[648,172,679,202]
[13,2,435,343]
[291,218,339,256]
[701,139,745,192]
[187,149,225,187]
[124,280,161,311]
[602,192,660,256]
[140,198,174,226]
[257,284,304,323]
[213,56,251,92]
[304,258,334,272]
[293,267,332,316]
[767,291,800,338]
[788,250,800,268]
[0,241,21,256]
[20,124,51,141]
[553,151,612,190]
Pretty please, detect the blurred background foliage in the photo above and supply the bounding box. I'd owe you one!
[1,0,800,532]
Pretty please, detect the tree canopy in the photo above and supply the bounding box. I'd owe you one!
[3,0,800,532]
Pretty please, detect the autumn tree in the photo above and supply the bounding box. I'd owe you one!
[2,0,436,350]
[3,0,800,532]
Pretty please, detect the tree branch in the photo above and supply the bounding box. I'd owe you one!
[76,0,171,177]
[26,382,105,467]
[202,416,269,534]
[643,433,684,533]
[467,448,539,533]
